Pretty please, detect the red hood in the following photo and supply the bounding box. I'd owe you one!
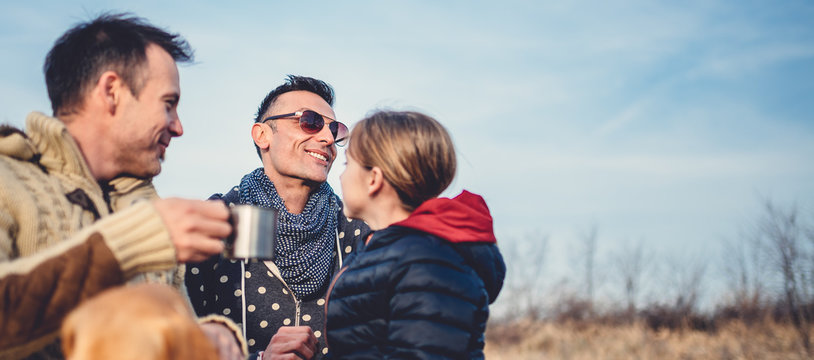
[392,190,497,244]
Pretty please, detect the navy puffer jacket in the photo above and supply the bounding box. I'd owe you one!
[325,191,505,359]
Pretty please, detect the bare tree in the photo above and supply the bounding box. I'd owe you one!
[638,252,708,331]
[806,214,814,316]
[578,223,598,316]
[662,253,707,316]
[759,200,812,353]
[721,229,769,322]
[613,239,648,322]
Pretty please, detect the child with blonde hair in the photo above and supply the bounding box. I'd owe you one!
[326,110,505,359]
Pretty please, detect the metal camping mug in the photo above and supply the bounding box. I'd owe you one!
[224,205,277,260]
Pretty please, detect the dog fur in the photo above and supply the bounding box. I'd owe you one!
[61,283,219,360]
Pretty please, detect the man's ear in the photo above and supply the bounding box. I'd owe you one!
[252,123,271,150]
[95,70,122,116]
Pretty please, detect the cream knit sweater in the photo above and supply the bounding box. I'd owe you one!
[0,112,177,359]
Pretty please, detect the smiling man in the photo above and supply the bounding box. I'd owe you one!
[0,14,244,359]
[186,75,371,359]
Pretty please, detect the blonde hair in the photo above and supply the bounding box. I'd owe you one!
[348,110,456,211]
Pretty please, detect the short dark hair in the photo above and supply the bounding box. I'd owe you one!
[253,75,335,157]
[44,12,194,116]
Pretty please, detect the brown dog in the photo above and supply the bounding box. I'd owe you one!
[61,283,219,360]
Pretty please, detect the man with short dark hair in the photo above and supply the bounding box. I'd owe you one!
[186,75,370,359]
[0,13,243,359]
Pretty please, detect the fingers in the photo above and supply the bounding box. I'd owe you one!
[197,199,232,221]
[176,237,224,263]
[187,201,232,236]
[265,326,317,360]
[153,198,233,263]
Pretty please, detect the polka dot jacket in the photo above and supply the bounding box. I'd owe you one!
[185,187,371,359]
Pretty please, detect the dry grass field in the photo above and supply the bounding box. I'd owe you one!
[484,319,813,360]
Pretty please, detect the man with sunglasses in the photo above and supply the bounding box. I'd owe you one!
[186,75,370,359]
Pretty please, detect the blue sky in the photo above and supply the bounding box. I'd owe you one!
[2,1,813,305]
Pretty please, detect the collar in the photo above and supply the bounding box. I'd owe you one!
[24,111,98,182]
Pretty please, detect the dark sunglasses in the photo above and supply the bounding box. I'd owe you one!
[261,110,348,146]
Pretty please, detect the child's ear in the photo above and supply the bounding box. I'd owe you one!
[368,166,384,197]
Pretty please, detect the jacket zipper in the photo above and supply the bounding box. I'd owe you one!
[277,275,301,326]
[295,299,302,326]
[265,232,344,328]
[265,261,302,327]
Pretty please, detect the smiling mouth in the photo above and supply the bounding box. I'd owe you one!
[158,136,171,149]
[306,151,328,162]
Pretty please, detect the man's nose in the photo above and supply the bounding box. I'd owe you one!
[316,122,335,145]
[169,116,183,137]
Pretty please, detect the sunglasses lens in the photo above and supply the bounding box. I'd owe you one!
[298,110,348,146]
[299,111,324,133]
[330,122,349,146]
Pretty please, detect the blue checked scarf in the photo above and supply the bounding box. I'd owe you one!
[238,167,339,299]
